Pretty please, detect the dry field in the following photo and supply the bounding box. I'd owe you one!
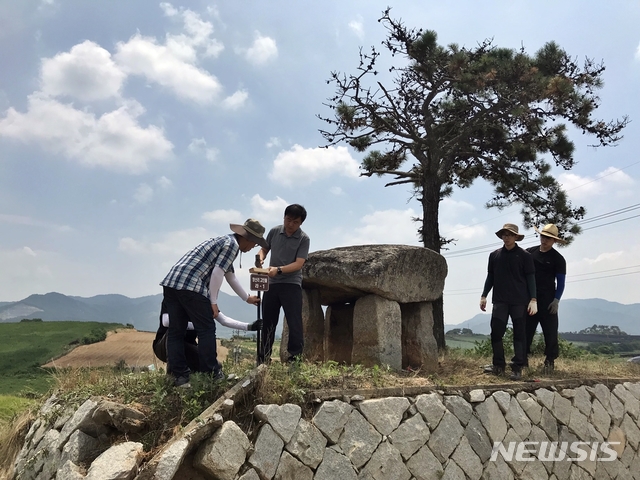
[42,329,228,370]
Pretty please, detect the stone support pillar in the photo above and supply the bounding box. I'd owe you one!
[400,302,438,372]
[352,295,402,369]
[302,289,324,361]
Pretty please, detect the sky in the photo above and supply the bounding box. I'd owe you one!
[1,0,639,327]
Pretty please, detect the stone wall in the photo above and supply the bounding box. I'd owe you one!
[12,378,640,479]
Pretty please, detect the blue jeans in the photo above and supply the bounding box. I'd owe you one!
[163,286,219,378]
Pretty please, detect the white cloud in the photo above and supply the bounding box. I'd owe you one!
[269,145,360,186]
[250,194,288,223]
[134,183,153,203]
[330,186,344,196]
[38,0,55,10]
[243,32,278,65]
[558,167,635,200]
[0,246,55,299]
[348,19,365,40]
[159,2,179,17]
[266,137,280,148]
[41,40,125,101]
[157,176,172,189]
[0,213,72,232]
[441,223,487,241]
[119,227,211,256]
[636,41,640,60]
[161,3,224,59]
[440,198,475,218]
[221,89,248,110]
[0,94,173,173]
[344,208,421,246]
[206,5,221,21]
[579,250,624,266]
[114,33,223,103]
[202,209,242,224]
[438,199,486,240]
[205,148,219,162]
[188,137,219,162]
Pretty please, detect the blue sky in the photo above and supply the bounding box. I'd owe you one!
[1,0,639,327]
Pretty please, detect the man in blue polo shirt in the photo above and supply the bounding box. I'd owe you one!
[160,219,268,387]
[256,204,310,363]
[480,223,537,380]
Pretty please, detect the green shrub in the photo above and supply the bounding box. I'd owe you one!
[81,328,107,345]
[473,327,585,359]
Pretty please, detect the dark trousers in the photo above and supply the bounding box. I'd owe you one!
[261,283,303,362]
[526,297,559,362]
[490,303,527,371]
[163,286,219,378]
[152,331,200,372]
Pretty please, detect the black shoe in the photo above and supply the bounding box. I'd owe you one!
[483,364,505,375]
[509,370,522,381]
[213,369,225,381]
[542,361,554,375]
[174,375,191,388]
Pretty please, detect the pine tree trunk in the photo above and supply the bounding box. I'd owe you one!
[421,176,446,351]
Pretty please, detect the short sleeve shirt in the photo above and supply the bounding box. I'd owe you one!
[266,225,310,286]
[160,234,239,297]
[526,246,566,300]
[487,244,535,305]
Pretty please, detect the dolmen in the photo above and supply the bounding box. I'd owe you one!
[279,244,447,371]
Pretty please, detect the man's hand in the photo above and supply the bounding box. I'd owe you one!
[211,303,220,318]
[267,266,279,278]
[246,295,260,305]
[248,319,263,331]
[548,298,559,314]
[528,299,538,316]
[480,297,487,311]
[254,254,263,268]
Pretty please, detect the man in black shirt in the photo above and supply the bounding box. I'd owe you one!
[481,223,537,380]
[526,224,567,374]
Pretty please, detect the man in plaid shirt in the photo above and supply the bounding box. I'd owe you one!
[160,219,268,387]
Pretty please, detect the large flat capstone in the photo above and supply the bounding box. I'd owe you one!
[302,244,447,305]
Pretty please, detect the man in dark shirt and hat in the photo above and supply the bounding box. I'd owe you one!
[160,219,268,387]
[526,224,567,374]
[480,223,537,380]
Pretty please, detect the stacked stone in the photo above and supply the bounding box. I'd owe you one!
[11,381,640,479]
[13,395,146,480]
[191,382,640,480]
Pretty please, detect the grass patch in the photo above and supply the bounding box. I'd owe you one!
[445,334,488,350]
[0,321,126,395]
[0,395,36,427]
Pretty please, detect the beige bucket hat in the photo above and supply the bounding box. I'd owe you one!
[534,224,567,244]
[495,223,524,241]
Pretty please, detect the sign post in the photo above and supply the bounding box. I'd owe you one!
[249,267,269,366]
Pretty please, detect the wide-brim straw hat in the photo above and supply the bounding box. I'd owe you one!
[535,224,567,244]
[495,223,524,241]
[230,219,269,249]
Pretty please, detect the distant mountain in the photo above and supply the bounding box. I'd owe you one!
[446,298,640,335]
[0,291,267,338]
